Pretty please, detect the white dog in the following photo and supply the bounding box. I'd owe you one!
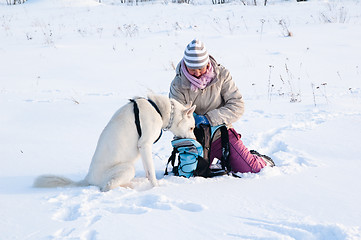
[34,94,196,191]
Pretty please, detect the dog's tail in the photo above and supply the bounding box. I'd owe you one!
[33,175,88,188]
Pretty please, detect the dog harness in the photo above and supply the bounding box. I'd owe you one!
[129,98,162,143]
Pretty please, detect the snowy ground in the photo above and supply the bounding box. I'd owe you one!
[1,0,361,239]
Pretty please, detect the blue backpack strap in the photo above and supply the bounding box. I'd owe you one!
[210,124,224,138]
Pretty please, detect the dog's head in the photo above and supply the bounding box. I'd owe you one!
[171,101,196,139]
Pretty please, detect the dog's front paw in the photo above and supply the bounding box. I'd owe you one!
[100,181,116,192]
[150,179,159,188]
[100,184,111,192]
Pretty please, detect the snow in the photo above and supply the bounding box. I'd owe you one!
[1,0,361,239]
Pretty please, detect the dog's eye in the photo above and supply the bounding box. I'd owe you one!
[190,127,194,131]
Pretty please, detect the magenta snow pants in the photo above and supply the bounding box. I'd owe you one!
[209,128,266,173]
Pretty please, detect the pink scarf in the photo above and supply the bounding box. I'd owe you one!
[181,60,215,92]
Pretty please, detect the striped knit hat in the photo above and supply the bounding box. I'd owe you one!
[183,39,209,69]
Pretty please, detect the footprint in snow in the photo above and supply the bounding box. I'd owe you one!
[174,201,205,212]
[137,194,205,212]
[52,203,82,221]
[82,229,98,240]
[87,215,102,227]
[237,217,360,240]
[50,228,76,239]
[106,194,205,215]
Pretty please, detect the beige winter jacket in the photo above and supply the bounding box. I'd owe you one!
[169,56,244,127]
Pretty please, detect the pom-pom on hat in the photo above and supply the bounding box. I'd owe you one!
[183,39,209,69]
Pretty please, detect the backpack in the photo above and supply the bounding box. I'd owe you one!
[165,124,231,178]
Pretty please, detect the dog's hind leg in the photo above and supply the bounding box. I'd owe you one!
[139,143,158,187]
[100,163,135,192]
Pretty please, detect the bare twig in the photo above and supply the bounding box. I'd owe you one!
[279,19,293,37]
[260,19,265,40]
[71,97,80,105]
[267,65,274,102]
[337,71,343,81]
[311,83,317,107]
[321,82,329,104]
[170,61,176,70]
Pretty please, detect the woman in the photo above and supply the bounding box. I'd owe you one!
[169,39,274,174]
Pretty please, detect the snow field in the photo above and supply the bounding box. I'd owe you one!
[1,0,361,239]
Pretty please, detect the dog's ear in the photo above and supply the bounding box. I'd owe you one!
[185,101,193,108]
[184,105,196,116]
